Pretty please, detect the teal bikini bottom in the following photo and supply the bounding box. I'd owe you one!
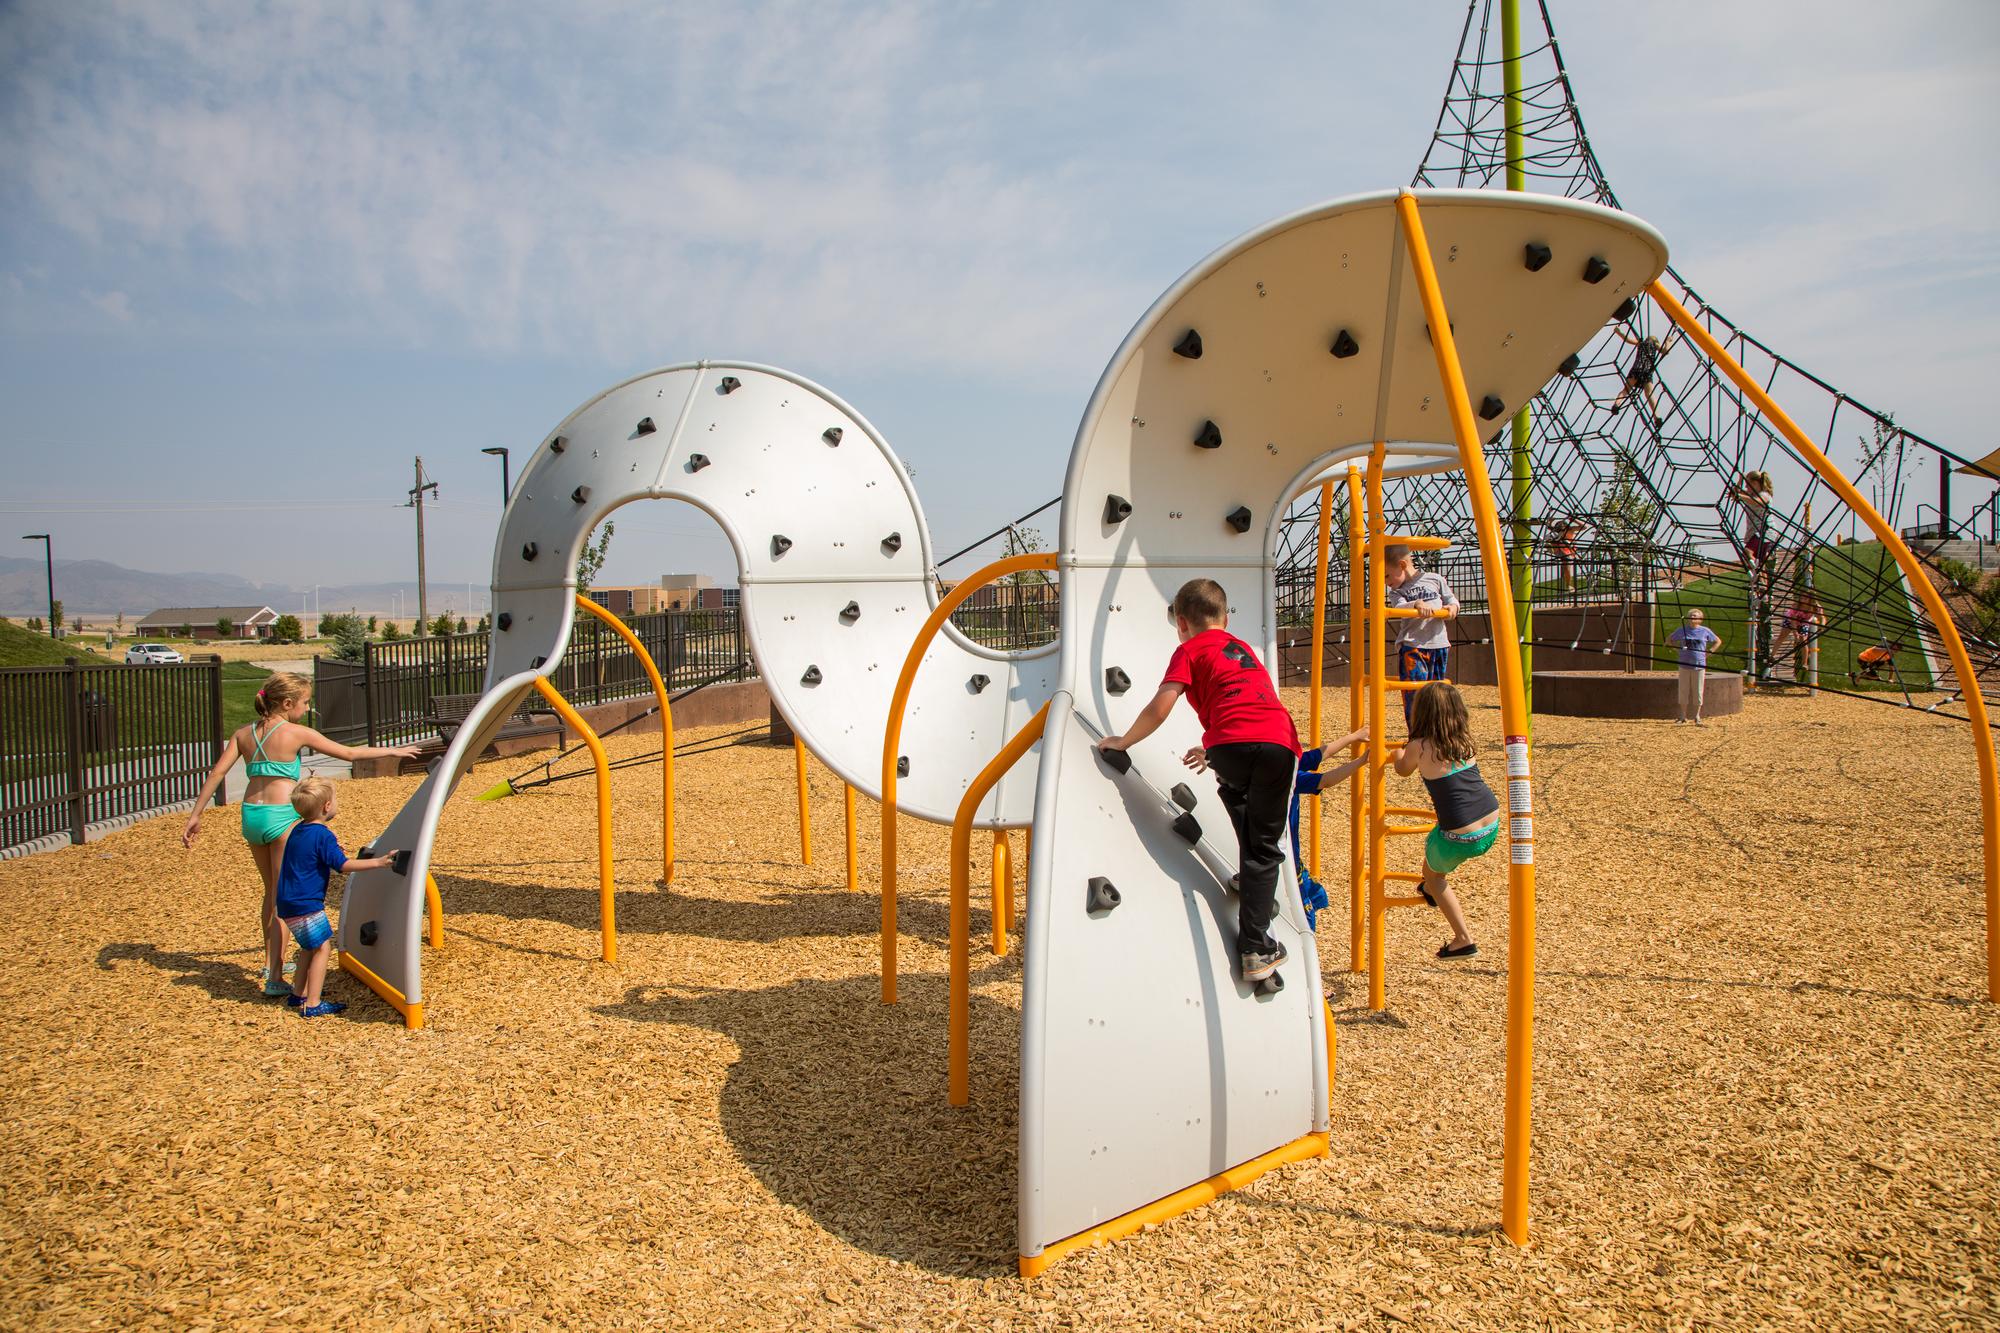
[240,801,302,846]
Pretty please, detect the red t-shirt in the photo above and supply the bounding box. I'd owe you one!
[1161,628,1300,754]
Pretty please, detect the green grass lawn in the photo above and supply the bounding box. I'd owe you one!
[1651,542,1933,690]
[0,617,113,667]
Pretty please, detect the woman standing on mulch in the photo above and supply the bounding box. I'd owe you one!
[181,672,420,996]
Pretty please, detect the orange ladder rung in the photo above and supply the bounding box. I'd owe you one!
[1358,678,1451,691]
[1383,606,1451,621]
[1376,533,1453,551]
[1381,894,1430,908]
[1383,871,1428,883]
[1383,825,1432,838]
[1384,806,1433,819]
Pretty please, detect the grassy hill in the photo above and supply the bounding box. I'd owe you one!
[0,617,113,667]
[1651,542,1934,689]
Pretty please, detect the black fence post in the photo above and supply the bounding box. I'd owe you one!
[63,658,86,844]
[208,655,225,806]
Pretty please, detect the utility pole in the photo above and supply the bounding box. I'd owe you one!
[409,457,439,633]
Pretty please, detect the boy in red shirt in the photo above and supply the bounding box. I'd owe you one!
[1100,578,1340,982]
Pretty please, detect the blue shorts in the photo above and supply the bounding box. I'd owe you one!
[284,911,333,951]
[1398,645,1449,726]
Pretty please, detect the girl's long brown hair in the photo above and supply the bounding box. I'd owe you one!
[254,671,312,721]
[1408,681,1476,767]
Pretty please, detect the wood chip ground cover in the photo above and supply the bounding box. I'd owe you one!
[0,686,1994,1330]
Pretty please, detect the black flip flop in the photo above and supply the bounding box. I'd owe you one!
[1436,942,1478,959]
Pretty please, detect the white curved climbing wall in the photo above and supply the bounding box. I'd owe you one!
[338,363,1057,1021]
[1017,188,1668,1265]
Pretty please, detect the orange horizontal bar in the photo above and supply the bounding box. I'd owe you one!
[1383,894,1430,908]
[1384,824,1433,837]
[1378,534,1453,551]
[339,950,425,1031]
[1384,806,1432,818]
[1384,871,1427,883]
[1020,1132,1329,1278]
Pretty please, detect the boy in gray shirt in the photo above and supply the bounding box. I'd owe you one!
[1383,545,1459,727]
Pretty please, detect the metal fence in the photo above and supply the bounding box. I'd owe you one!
[947,579,1059,651]
[1,657,223,854]
[1274,538,1670,626]
[313,608,754,747]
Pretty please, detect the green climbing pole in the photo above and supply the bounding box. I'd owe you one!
[1503,0,1535,730]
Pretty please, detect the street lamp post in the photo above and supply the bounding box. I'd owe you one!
[481,447,511,504]
[21,534,53,638]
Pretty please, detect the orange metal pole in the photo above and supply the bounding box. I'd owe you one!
[532,677,617,964]
[844,784,859,892]
[1367,442,1390,1011]
[1308,479,1334,880]
[1650,280,1999,1002]
[993,828,1011,957]
[1347,463,1366,973]
[1397,191,1537,1245]
[880,551,1058,1004]
[424,872,444,948]
[574,595,674,884]
[949,701,1049,1105]
[794,734,812,866]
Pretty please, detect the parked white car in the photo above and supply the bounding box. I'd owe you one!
[124,643,185,665]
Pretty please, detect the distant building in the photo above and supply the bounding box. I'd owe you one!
[586,575,737,617]
[137,606,280,640]
[586,586,673,616]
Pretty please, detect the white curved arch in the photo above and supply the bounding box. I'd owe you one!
[338,361,1058,1018]
[1018,188,1668,1264]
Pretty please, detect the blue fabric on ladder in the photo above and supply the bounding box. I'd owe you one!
[1289,748,1329,931]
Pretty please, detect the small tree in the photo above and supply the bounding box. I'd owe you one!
[380,621,402,640]
[430,611,456,638]
[271,613,304,643]
[329,615,368,662]
[366,614,378,634]
[25,617,43,634]
[177,622,192,638]
[49,599,64,635]
[476,613,490,634]
[216,616,235,637]
[114,611,124,633]
[576,521,615,593]
[456,616,468,634]
[318,612,338,638]
[71,615,83,634]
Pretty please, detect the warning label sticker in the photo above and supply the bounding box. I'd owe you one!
[1510,816,1533,841]
[1510,841,1535,865]
[1508,779,1532,813]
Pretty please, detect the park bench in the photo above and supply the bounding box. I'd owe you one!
[428,692,561,750]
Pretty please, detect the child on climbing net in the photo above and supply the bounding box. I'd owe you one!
[1098,578,1307,984]
[274,777,399,1018]
[1395,681,1499,959]
[1384,545,1459,729]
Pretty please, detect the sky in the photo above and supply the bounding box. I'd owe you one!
[2,1,1996,596]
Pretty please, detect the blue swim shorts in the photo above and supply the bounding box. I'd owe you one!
[284,910,333,951]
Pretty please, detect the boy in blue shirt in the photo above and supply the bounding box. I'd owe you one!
[274,777,398,1017]
[1665,608,1723,725]
[1383,545,1459,729]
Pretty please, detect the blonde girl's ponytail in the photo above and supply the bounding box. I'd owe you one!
[254,671,312,720]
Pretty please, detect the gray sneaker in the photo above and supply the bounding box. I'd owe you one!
[1240,940,1288,983]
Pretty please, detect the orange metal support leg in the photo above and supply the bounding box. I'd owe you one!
[993,828,1011,957]
[532,677,617,965]
[1346,464,1367,973]
[794,734,812,867]
[573,596,673,884]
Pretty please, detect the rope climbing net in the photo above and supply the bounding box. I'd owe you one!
[1274,0,2000,725]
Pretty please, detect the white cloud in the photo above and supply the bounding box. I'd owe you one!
[84,288,132,322]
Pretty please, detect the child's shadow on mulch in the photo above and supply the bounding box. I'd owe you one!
[94,941,404,1024]
[593,968,1020,1278]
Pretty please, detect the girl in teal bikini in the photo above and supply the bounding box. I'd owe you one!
[183,672,421,995]
[1392,681,1501,960]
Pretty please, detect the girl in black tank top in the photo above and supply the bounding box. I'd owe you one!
[1392,682,1500,959]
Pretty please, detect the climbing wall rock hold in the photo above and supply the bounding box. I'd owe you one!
[882,532,903,554]
[1086,877,1122,914]
[801,664,822,685]
[1329,329,1360,359]
[688,453,711,472]
[1169,782,1196,812]
[1613,297,1637,322]
[839,601,861,622]
[720,375,742,393]
[1226,505,1253,534]
[1524,241,1552,272]
[772,534,793,557]
[1171,811,1202,844]
[1105,666,1131,696]
[1583,255,1611,284]
[1479,395,1505,421]
[1193,420,1223,450]
[571,485,591,504]
[636,416,657,436]
[549,435,567,453]
[897,755,910,777]
[822,427,843,445]
[1172,329,1203,359]
[969,673,990,693]
[1104,494,1133,525]
[521,542,539,562]
[496,613,512,631]
[1098,746,1132,775]
[1559,353,1581,376]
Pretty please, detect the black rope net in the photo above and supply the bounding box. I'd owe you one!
[1273,0,2000,725]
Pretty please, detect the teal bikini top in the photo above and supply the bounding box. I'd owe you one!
[246,721,303,780]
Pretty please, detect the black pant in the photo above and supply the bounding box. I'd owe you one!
[1204,741,1295,957]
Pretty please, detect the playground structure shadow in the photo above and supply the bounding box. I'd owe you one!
[428,868,969,951]
[593,971,1022,1278]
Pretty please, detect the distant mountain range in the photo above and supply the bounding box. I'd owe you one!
[0,556,488,620]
